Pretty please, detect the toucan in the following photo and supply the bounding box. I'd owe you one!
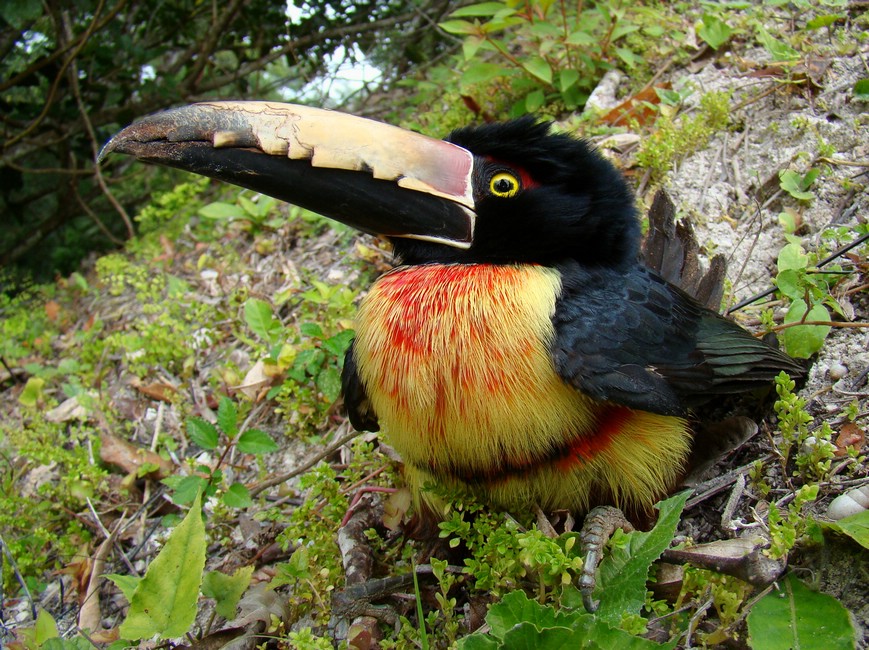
[101,102,803,608]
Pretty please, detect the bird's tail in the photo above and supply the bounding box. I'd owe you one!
[641,190,726,312]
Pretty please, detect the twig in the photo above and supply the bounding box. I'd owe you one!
[249,425,361,497]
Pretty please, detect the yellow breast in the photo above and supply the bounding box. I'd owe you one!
[353,264,598,476]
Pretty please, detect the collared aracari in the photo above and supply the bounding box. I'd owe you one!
[101,102,803,606]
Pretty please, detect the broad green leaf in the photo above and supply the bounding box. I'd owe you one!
[202,566,254,619]
[757,27,800,61]
[316,367,342,402]
[522,55,552,84]
[855,79,869,100]
[698,13,733,49]
[244,298,281,344]
[216,397,238,438]
[300,321,323,338]
[747,573,856,650]
[777,242,809,271]
[805,14,843,29]
[187,417,219,449]
[105,574,141,602]
[451,2,511,17]
[615,47,639,68]
[323,329,355,357]
[781,168,820,200]
[35,608,59,643]
[463,590,670,649]
[565,30,596,46]
[120,492,206,640]
[559,69,580,93]
[222,482,253,508]
[18,376,45,407]
[463,35,485,60]
[199,201,244,220]
[595,491,689,622]
[827,509,869,549]
[774,269,803,301]
[461,62,508,87]
[610,22,641,42]
[525,89,546,112]
[164,475,208,505]
[781,299,831,358]
[439,19,478,35]
[237,428,278,454]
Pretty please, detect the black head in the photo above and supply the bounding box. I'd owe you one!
[391,117,641,271]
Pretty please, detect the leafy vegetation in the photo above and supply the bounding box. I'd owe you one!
[1,0,868,648]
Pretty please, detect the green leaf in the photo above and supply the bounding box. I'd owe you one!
[462,590,669,649]
[120,492,206,640]
[105,574,142,602]
[521,56,552,84]
[18,376,45,407]
[757,27,800,61]
[300,321,323,338]
[461,62,508,87]
[565,30,596,46]
[451,2,511,17]
[781,299,831,358]
[316,367,342,402]
[222,482,253,508]
[854,79,869,101]
[827,509,869,549]
[237,428,278,454]
[615,47,639,68]
[698,13,733,49]
[463,35,485,60]
[747,574,856,650]
[35,608,59,643]
[774,268,803,301]
[216,397,238,439]
[244,298,282,344]
[202,566,254,619]
[323,330,356,357]
[595,491,689,622]
[164,475,209,505]
[439,19,478,35]
[187,417,219,449]
[805,14,843,30]
[777,242,809,271]
[559,69,580,93]
[525,89,546,112]
[199,201,244,220]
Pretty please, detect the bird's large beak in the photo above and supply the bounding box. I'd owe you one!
[100,102,477,248]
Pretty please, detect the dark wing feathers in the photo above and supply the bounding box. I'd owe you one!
[342,341,380,432]
[552,262,802,417]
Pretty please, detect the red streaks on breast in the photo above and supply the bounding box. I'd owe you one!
[555,406,631,471]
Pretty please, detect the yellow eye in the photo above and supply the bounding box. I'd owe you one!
[489,172,520,198]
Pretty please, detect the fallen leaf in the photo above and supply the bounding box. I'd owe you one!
[601,83,671,127]
[99,431,174,479]
[834,422,865,457]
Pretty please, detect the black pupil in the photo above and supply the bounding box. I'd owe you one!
[494,177,514,193]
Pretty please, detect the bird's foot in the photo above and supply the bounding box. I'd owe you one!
[578,505,635,613]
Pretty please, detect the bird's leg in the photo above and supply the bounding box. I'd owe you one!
[578,505,635,612]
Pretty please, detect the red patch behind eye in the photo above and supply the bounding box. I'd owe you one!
[485,156,539,189]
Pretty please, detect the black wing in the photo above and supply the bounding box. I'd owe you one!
[342,340,380,431]
[551,262,804,416]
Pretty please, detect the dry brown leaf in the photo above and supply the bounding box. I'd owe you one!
[99,431,174,479]
[601,83,670,127]
[834,422,865,457]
